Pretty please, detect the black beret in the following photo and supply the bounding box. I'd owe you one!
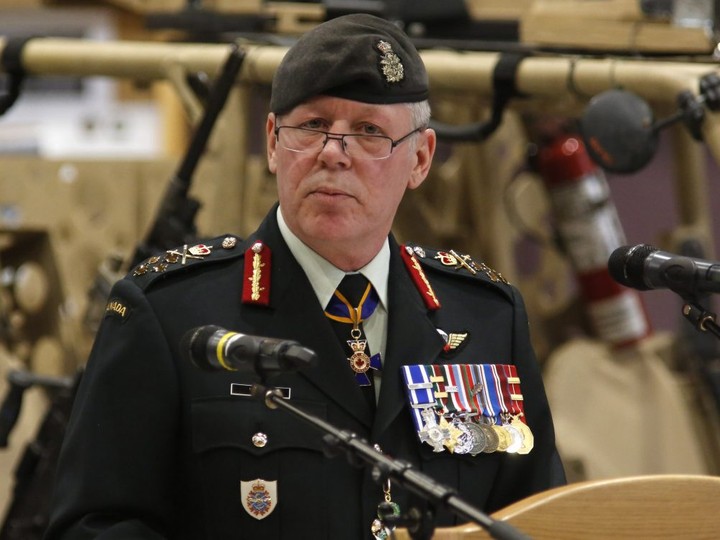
[270,14,429,115]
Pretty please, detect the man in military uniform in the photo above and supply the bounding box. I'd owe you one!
[44,14,565,540]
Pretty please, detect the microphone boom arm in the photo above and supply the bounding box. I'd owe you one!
[251,382,531,540]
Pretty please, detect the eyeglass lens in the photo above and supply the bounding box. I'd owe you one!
[279,127,391,159]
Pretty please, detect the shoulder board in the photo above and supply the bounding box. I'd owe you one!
[405,244,512,292]
[129,235,244,291]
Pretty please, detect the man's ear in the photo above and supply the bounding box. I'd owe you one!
[408,127,437,190]
[266,113,278,174]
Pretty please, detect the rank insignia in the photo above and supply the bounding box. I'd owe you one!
[129,235,245,291]
[477,261,508,284]
[133,244,209,276]
[376,40,404,83]
[434,249,509,284]
[241,479,277,520]
[242,241,271,306]
[132,255,165,276]
[188,243,212,257]
[166,244,210,265]
[434,250,478,275]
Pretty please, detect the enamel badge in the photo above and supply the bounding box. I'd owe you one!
[241,478,277,520]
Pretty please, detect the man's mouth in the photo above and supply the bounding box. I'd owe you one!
[311,187,352,198]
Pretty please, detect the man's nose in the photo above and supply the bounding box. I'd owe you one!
[322,135,349,157]
[321,134,347,153]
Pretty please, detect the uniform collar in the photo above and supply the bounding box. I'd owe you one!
[276,206,390,310]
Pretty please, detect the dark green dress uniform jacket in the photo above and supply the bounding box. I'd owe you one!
[44,206,565,540]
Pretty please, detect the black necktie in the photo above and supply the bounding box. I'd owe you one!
[325,273,381,409]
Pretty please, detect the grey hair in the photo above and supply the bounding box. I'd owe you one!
[403,100,431,151]
[407,100,431,129]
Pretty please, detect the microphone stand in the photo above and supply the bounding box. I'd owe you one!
[250,382,531,540]
[681,301,720,341]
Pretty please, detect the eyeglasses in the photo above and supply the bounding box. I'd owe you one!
[274,125,423,160]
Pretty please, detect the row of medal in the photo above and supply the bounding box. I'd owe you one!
[401,363,534,455]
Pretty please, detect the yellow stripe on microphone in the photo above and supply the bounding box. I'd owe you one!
[216,331,239,371]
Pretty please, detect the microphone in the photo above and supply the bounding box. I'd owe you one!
[579,89,658,174]
[183,325,317,375]
[608,244,720,296]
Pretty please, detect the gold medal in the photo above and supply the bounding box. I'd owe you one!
[503,423,524,454]
[512,415,535,455]
[492,424,510,452]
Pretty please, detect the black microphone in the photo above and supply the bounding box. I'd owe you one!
[579,89,659,174]
[608,244,720,296]
[183,325,317,375]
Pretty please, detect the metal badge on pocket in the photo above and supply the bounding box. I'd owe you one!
[240,478,278,520]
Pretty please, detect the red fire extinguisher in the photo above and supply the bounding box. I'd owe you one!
[536,134,652,348]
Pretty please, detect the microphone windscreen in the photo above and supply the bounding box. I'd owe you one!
[181,325,223,370]
[608,245,633,285]
[608,244,657,290]
[580,89,658,174]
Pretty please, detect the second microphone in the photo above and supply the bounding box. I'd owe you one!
[608,244,720,296]
[183,325,318,375]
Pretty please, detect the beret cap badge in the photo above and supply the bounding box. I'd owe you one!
[269,14,428,114]
[377,40,404,84]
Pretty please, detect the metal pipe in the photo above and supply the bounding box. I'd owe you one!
[2,35,719,168]
[0,37,714,99]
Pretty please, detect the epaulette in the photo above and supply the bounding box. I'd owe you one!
[402,243,512,298]
[129,235,244,291]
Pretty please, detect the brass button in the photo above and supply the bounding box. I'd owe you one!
[252,432,268,448]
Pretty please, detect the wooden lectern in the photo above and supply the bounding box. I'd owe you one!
[394,474,720,539]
